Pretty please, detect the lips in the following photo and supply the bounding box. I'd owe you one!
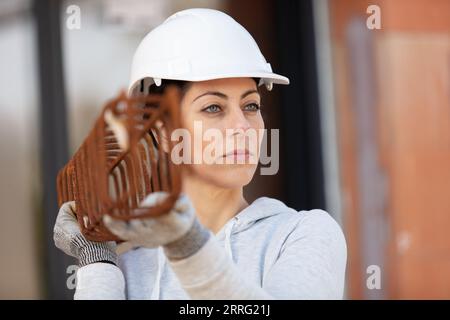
[223,149,251,157]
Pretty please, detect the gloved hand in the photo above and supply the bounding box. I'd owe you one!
[53,201,118,267]
[103,192,210,260]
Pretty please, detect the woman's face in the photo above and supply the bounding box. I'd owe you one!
[179,77,264,189]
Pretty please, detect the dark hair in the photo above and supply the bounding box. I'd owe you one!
[143,77,260,98]
[141,79,190,99]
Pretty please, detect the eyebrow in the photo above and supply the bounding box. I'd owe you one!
[192,89,259,102]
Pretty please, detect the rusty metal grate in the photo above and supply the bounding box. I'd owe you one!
[56,86,183,241]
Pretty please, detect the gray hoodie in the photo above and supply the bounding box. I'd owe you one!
[86,196,345,299]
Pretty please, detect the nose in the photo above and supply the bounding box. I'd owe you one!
[228,107,251,133]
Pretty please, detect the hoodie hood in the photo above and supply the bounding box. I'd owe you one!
[217,197,296,236]
[215,197,295,267]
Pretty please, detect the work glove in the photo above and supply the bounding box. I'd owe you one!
[53,201,118,267]
[103,192,210,260]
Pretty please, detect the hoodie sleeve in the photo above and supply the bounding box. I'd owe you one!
[169,209,346,300]
[74,262,126,300]
[168,234,273,299]
[263,209,347,299]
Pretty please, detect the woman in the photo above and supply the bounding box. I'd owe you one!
[54,8,347,300]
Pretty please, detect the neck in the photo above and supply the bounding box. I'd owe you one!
[182,173,248,234]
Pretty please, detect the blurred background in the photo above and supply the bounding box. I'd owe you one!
[0,0,448,299]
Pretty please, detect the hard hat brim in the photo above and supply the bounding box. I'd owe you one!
[128,71,289,96]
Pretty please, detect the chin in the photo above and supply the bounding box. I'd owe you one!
[197,164,257,189]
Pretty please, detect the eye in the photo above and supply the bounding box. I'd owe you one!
[202,104,222,113]
[243,103,260,112]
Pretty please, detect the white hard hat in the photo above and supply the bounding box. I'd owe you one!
[128,8,289,96]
